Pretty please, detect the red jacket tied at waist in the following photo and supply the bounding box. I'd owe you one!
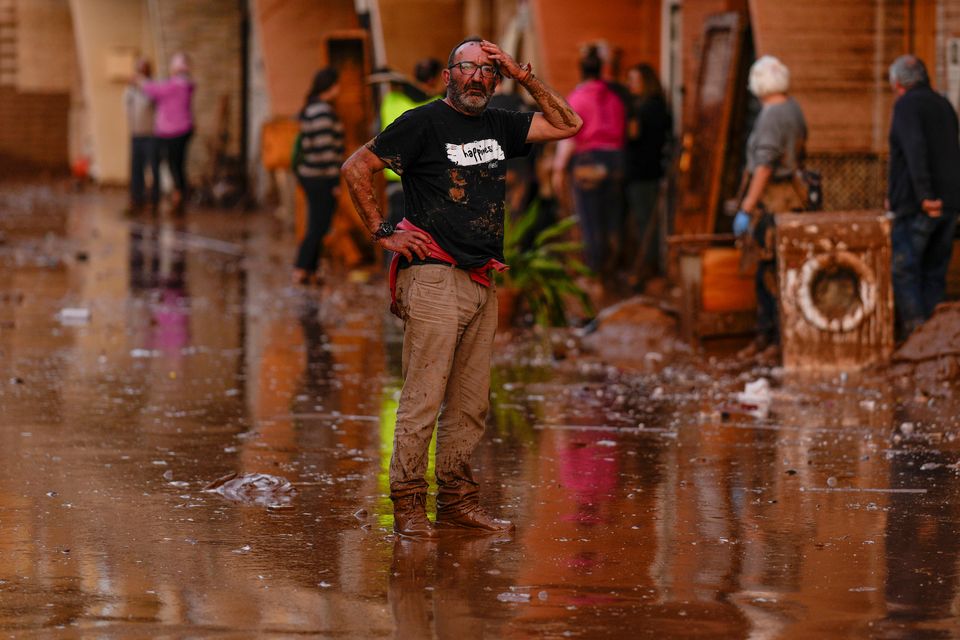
[388,218,508,318]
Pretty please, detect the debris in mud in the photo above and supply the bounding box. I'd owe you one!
[57,307,91,324]
[892,302,960,382]
[203,472,297,509]
[736,378,772,418]
[580,297,683,369]
[497,592,531,603]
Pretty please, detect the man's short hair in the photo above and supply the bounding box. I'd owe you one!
[447,36,484,68]
[748,55,790,98]
[889,54,929,89]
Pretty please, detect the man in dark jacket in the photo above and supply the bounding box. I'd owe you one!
[888,54,960,338]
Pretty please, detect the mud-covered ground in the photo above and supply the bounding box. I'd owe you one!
[2,184,960,639]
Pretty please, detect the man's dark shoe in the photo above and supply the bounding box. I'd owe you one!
[436,503,515,533]
[392,493,438,540]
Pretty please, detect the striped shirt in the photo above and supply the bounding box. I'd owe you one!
[297,100,344,179]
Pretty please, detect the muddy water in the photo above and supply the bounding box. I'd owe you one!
[2,185,960,638]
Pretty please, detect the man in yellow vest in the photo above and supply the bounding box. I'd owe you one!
[375,59,443,225]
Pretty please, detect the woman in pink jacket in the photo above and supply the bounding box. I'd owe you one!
[552,47,626,279]
[142,52,195,209]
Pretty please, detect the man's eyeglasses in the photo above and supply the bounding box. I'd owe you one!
[449,61,499,78]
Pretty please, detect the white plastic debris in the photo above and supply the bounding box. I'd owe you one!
[57,307,90,324]
[497,592,531,603]
[737,378,772,418]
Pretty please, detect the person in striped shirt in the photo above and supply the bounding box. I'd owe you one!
[292,67,345,285]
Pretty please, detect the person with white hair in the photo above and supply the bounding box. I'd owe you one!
[887,54,960,338]
[141,52,195,210]
[732,54,808,360]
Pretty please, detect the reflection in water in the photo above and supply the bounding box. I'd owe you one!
[129,221,190,355]
[880,401,960,637]
[389,533,513,640]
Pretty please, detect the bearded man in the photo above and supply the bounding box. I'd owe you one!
[342,37,581,538]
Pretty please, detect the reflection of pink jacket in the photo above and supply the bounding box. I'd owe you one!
[142,75,194,138]
[567,80,626,153]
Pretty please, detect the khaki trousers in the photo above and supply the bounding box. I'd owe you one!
[389,264,498,501]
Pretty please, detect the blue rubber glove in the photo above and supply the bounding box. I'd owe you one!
[733,210,751,237]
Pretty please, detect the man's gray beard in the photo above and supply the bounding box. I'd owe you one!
[449,84,490,115]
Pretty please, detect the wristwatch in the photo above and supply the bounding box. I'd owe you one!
[372,221,395,241]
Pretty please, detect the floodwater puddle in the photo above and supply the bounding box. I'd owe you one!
[3,185,960,637]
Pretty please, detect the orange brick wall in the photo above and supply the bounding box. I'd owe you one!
[150,0,244,178]
[253,0,359,118]
[749,0,906,155]
[531,0,662,96]
[378,0,464,80]
[0,87,69,173]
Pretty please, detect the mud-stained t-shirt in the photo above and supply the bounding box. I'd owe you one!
[369,100,534,268]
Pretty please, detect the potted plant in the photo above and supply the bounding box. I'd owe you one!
[498,199,594,328]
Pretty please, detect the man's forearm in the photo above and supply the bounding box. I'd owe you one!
[520,74,581,132]
[343,151,386,234]
[741,165,772,213]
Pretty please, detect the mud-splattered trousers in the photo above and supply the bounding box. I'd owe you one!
[389,264,497,507]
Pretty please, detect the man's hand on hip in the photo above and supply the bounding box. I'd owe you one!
[379,229,432,262]
[922,198,943,218]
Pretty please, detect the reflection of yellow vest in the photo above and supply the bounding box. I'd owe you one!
[380,91,438,181]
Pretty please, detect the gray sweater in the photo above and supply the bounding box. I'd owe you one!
[124,85,154,137]
[746,97,807,179]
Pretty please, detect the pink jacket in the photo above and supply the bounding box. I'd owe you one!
[567,80,626,153]
[142,76,195,138]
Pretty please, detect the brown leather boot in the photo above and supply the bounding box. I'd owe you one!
[436,492,515,533]
[392,493,438,540]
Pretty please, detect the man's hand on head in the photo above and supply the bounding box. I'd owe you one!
[479,41,530,82]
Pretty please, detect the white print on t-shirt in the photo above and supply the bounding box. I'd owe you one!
[445,139,506,166]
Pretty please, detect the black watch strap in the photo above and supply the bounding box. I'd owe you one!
[372,221,395,240]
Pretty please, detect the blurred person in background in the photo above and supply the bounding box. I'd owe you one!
[732,55,808,360]
[291,67,345,285]
[377,58,444,227]
[623,63,672,289]
[125,57,159,212]
[887,54,960,339]
[141,52,195,210]
[553,45,626,279]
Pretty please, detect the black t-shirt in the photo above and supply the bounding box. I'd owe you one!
[370,100,534,268]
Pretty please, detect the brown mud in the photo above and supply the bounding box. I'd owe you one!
[1,184,960,638]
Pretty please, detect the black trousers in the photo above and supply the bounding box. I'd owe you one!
[160,130,193,194]
[294,175,339,273]
[130,136,160,206]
